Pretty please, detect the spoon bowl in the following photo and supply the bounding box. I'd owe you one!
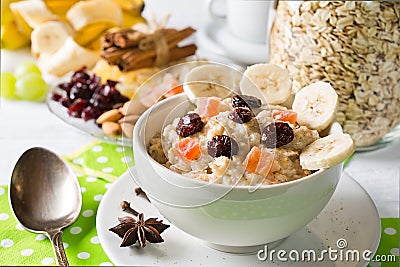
[9,147,82,266]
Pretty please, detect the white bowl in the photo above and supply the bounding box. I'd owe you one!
[133,94,343,253]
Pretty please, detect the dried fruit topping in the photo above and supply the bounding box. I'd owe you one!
[232,95,262,109]
[262,122,294,148]
[243,147,275,176]
[176,113,204,137]
[109,201,170,248]
[207,135,239,159]
[228,107,253,123]
[178,138,201,161]
[272,110,297,124]
[52,67,129,121]
[196,97,221,118]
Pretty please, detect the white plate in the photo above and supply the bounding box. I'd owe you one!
[197,20,268,65]
[96,170,380,267]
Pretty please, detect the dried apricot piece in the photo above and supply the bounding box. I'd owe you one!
[272,110,297,124]
[178,138,201,161]
[196,97,221,118]
[243,147,274,176]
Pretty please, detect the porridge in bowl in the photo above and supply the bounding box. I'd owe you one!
[149,95,321,186]
[148,63,355,187]
[133,63,356,250]
[149,94,354,186]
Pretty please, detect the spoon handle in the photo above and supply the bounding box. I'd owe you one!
[49,231,69,266]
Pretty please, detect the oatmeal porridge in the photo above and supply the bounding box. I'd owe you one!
[148,94,320,186]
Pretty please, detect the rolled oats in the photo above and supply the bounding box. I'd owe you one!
[269,1,400,147]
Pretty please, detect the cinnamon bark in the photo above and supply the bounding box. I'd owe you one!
[101,27,197,72]
[117,44,197,72]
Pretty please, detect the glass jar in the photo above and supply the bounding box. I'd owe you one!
[269,1,400,149]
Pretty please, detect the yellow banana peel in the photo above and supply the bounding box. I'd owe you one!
[1,21,30,49]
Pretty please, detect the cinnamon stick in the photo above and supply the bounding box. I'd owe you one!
[101,27,197,72]
[119,28,197,69]
[118,44,197,72]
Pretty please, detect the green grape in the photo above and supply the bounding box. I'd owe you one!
[15,74,47,101]
[14,62,42,79]
[0,71,18,99]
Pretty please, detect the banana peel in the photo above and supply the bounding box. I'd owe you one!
[1,0,22,26]
[122,10,146,27]
[111,0,144,12]
[42,0,79,18]
[1,21,30,49]
[74,22,115,47]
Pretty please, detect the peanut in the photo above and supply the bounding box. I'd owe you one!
[96,109,123,124]
[118,114,140,124]
[121,122,134,138]
[119,100,147,116]
[102,122,122,137]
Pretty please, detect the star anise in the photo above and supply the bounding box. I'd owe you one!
[109,214,170,247]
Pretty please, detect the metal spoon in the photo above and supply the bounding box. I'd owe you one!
[9,147,82,266]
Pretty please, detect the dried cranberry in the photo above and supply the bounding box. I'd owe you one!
[207,135,239,158]
[228,107,253,123]
[262,122,294,148]
[107,80,118,87]
[82,106,102,121]
[67,99,88,118]
[53,68,128,122]
[70,86,92,100]
[176,113,204,137]
[232,95,262,109]
[51,93,62,102]
[71,68,90,82]
[89,75,101,90]
[58,82,71,91]
[60,97,72,107]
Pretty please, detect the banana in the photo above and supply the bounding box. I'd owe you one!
[111,0,144,12]
[42,0,79,18]
[1,21,30,50]
[38,37,99,77]
[31,21,73,56]
[292,81,338,131]
[122,10,146,27]
[74,22,115,47]
[300,133,355,170]
[10,0,58,31]
[66,0,122,31]
[1,0,21,26]
[240,63,292,105]
[183,65,241,102]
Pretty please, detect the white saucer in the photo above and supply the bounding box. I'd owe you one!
[196,20,268,65]
[97,170,380,267]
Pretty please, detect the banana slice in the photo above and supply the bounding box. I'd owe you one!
[31,21,73,56]
[183,65,241,102]
[10,0,58,34]
[300,133,355,170]
[292,81,338,131]
[66,0,122,31]
[39,37,99,77]
[240,64,292,105]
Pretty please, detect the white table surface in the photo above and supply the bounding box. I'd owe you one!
[0,0,399,220]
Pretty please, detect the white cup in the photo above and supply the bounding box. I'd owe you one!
[206,0,275,44]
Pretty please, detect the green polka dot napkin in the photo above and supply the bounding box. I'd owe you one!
[0,141,134,266]
[0,141,398,266]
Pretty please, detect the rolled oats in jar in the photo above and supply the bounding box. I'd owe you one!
[269,1,400,147]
